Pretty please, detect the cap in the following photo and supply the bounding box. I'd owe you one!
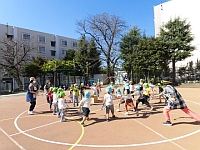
[84,91,91,98]
[161,80,172,85]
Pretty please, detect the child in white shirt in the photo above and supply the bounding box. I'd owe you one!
[78,91,92,127]
[103,86,116,122]
[52,87,58,115]
[57,92,68,122]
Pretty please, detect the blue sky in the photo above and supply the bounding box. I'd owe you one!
[0,0,168,39]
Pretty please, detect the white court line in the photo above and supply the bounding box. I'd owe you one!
[12,101,200,148]
[0,127,26,150]
[133,119,186,150]
[10,120,60,137]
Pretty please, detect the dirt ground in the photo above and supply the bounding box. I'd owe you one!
[0,85,200,150]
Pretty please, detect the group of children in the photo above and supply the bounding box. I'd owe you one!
[45,79,200,127]
[46,87,68,122]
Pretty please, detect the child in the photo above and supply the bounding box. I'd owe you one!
[57,92,68,122]
[103,86,116,122]
[52,87,58,115]
[96,82,102,98]
[116,88,124,112]
[134,86,153,116]
[143,83,153,102]
[129,81,135,95]
[78,91,92,127]
[157,83,165,103]
[68,89,73,103]
[47,87,53,111]
[90,83,97,95]
[72,84,80,107]
[109,82,115,94]
[122,89,136,115]
[80,83,86,99]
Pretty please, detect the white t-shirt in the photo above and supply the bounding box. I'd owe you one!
[122,94,132,101]
[58,98,66,109]
[79,98,92,108]
[104,93,114,106]
[129,85,134,92]
[52,93,58,104]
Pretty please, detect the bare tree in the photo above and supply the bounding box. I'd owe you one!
[76,12,126,77]
[0,37,36,89]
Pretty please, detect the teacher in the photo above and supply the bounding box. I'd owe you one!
[26,77,38,115]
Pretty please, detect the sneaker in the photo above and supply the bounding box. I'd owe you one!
[136,110,139,116]
[29,111,34,115]
[112,115,116,118]
[163,121,172,126]
[132,109,135,112]
[150,106,154,111]
[87,118,91,121]
[81,122,86,127]
[60,118,66,122]
[116,109,120,112]
[106,118,109,122]
[57,115,61,118]
[125,112,129,115]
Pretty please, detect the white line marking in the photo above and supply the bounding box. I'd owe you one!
[133,119,186,150]
[0,127,26,150]
[10,121,59,136]
[12,101,200,148]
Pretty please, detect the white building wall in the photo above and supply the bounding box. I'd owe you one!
[154,0,200,67]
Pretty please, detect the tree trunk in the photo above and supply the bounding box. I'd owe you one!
[172,58,176,86]
[107,61,111,77]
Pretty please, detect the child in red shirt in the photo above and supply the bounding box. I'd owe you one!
[47,87,53,111]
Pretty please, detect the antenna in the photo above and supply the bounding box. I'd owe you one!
[6,23,8,34]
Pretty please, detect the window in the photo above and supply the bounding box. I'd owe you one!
[61,49,67,55]
[51,50,56,56]
[61,40,67,46]
[38,35,46,43]
[72,41,77,47]
[38,46,46,53]
[22,33,31,40]
[25,55,31,61]
[22,44,30,53]
[51,41,56,47]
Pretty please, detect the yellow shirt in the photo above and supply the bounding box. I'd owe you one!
[72,87,79,96]
[143,88,152,96]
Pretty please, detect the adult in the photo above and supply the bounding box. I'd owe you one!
[26,77,38,115]
[44,81,51,103]
[157,80,200,126]
[123,73,129,93]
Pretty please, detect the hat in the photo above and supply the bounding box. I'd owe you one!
[106,86,112,93]
[157,83,161,86]
[84,91,91,98]
[161,80,172,85]
[58,92,66,98]
[135,86,141,91]
[143,83,149,88]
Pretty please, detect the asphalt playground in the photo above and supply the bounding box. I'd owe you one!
[0,86,200,150]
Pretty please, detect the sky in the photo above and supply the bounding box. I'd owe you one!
[0,0,169,39]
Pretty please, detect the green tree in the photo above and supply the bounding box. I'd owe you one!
[158,17,195,85]
[22,57,47,85]
[42,59,73,86]
[75,36,101,84]
[63,49,76,61]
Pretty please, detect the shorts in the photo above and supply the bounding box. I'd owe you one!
[106,105,114,114]
[82,107,90,117]
[125,99,133,105]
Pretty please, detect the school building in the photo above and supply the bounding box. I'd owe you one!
[0,23,78,93]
